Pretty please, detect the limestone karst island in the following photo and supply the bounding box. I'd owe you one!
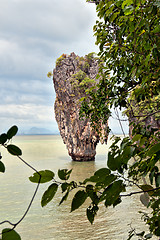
[52,52,108,161]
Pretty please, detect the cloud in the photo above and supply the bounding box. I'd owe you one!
[0,77,55,105]
[0,40,49,80]
[0,104,58,133]
[0,0,92,41]
[0,0,100,133]
[0,0,97,78]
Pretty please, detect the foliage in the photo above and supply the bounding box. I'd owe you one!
[124,89,160,128]
[47,71,53,78]
[29,170,54,183]
[0,126,41,239]
[68,53,100,101]
[0,126,159,239]
[83,0,160,238]
[2,228,21,240]
[70,70,96,92]
[85,0,160,111]
[85,52,97,64]
[0,125,21,174]
[55,54,66,67]
[29,165,126,224]
[1,0,160,239]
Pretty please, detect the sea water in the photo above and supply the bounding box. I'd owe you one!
[0,135,155,240]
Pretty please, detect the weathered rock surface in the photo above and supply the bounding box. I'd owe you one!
[126,97,160,137]
[53,52,108,161]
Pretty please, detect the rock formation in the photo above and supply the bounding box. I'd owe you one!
[125,94,160,137]
[53,52,108,161]
[128,115,160,138]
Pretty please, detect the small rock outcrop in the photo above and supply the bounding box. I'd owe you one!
[53,52,108,161]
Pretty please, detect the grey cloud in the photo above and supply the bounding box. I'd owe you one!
[0,103,57,133]
[0,78,55,105]
[0,40,52,80]
[0,0,98,133]
[0,0,97,80]
[0,0,95,44]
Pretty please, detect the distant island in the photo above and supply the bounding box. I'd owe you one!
[20,127,59,135]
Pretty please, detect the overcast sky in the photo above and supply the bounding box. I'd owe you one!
[0,0,128,135]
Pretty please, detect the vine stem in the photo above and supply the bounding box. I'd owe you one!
[121,186,160,197]
[0,146,41,235]
[114,108,126,136]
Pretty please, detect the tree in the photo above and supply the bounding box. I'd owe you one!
[31,1,160,239]
[0,0,160,239]
[81,0,160,238]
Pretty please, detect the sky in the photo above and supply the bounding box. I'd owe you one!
[0,0,128,135]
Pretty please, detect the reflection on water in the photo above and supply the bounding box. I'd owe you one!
[0,135,157,239]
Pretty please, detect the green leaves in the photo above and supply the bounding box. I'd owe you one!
[2,228,21,240]
[7,145,22,156]
[0,126,18,145]
[59,190,69,205]
[84,168,117,189]
[90,0,160,116]
[107,152,120,171]
[68,0,160,236]
[61,182,69,192]
[84,168,111,183]
[86,204,99,224]
[149,167,160,188]
[107,137,134,173]
[122,0,134,9]
[155,174,160,188]
[0,161,5,173]
[123,5,134,15]
[100,180,125,207]
[58,169,72,180]
[41,183,58,207]
[0,125,21,175]
[71,190,88,212]
[132,134,142,143]
[0,134,8,144]
[29,170,54,183]
[146,143,160,157]
[7,125,18,140]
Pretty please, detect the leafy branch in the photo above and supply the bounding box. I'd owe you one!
[1,125,160,239]
[0,126,41,240]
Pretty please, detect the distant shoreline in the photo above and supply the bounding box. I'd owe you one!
[17,133,127,136]
[17,133,60,136]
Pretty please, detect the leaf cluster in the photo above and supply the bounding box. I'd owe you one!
[70,70,96,92]
[81,1,160,237]
[0,126,22,174]
[0,126,24,239]
[83,0,160,124]
[29,167,126,224]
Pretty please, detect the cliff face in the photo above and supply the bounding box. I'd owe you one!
[126,95,160,137]
[128,114,160,137]
[53,52,108,161]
